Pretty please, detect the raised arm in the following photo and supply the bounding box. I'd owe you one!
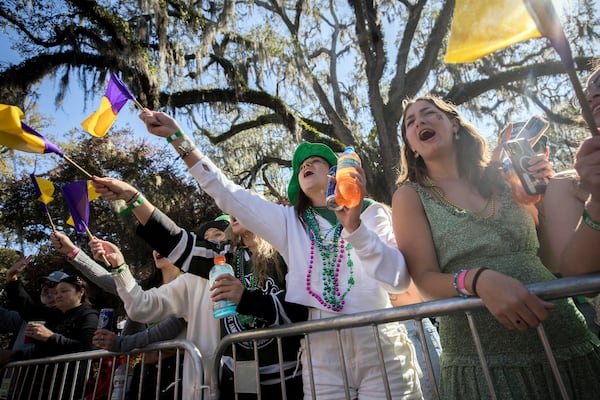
[51,231,117,294]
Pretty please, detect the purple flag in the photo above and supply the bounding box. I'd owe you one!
[81,73,136,137]
[61,180,90,234]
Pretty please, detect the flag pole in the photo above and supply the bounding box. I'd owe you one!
[61,154,93,178]
[526,0,598,136]
[84,225,111,267]
[132,98,145,112]
[44,208,57,232]
[564,67,598,136]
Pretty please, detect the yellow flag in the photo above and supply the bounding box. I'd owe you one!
[444,0,542,63]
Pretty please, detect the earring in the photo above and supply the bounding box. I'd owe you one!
[454,132,459,140]
[413,150,419,158]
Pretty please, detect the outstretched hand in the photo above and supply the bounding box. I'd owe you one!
[50,231,77,256]
[6,255,34,282]
[91,177,137,202]
[88,237,125,269]
[139,109,182,138]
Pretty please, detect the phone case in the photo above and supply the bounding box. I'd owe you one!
[514,115,549,146]
[503,138,547,195]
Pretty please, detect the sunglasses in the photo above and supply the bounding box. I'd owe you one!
[41,281,57,289]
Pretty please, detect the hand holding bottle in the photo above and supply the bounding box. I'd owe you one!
[334,146,363,209]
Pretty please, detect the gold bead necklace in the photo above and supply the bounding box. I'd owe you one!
[424,176,495,218]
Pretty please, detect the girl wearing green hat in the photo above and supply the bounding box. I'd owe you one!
[134,110,423,399]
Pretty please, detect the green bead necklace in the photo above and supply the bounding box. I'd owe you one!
[304,208,355,311]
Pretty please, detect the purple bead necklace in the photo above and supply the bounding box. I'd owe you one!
[304,208,355,311]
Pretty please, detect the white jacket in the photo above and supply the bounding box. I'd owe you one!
[189,157,410,314]
[113,268,220,399]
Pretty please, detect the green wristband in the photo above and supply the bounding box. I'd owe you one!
[112,263,128,275]
[582,209,600,231]
[120,196,145,216]
[166,130,184,143]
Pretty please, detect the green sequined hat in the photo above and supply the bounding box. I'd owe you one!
[287,142,338,205]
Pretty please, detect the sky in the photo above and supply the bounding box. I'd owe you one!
[0,0,593,160]
[0,35,166,156]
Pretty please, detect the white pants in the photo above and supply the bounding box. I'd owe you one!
[301,308,424,400]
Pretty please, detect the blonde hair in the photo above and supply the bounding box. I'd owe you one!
[226,227,284,287]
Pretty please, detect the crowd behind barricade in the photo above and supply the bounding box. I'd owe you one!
[1,63,600,400]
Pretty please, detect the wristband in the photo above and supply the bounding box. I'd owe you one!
[166,131,184,143]
[582,209,600,231]
[68,247,80,260]
[125,191,140,205]
[112,263,128,275]
[471,267,489,297]
[457,269,472,296]
[453,269,469,299]
[120,195,145,216]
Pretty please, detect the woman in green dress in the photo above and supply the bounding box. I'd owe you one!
[392,95,600,399]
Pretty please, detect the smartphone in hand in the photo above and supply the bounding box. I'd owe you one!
[503,138,548,195]
[511,115,549,146]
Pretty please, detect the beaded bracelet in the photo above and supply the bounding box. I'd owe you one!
[177,139,197,160]
[166,130,184,143]
[471,267,489,297]
[453,269,469,298]
[120,196,145,216]
[112,263,128,275]
[582,209,600,231]
[180,145,197,160]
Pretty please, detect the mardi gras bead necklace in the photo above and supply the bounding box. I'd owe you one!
[234,247,257,327]
[424,175,495,218]
[235,247,257,289]
[304,208,355,311]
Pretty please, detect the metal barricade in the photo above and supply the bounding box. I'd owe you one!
[0,339,205,400]
[209,274,600,400]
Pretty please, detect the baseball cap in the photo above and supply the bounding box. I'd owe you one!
[38,271,70,283]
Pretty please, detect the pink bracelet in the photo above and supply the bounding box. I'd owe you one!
[457,269,471,296]
[68,247,80,259]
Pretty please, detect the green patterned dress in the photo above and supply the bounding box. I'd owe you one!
[406,182,600,400]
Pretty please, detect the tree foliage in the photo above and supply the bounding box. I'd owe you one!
[0,0,599,205]
[0,129,221,306]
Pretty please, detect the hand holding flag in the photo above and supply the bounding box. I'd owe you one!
[61,180,110,266]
